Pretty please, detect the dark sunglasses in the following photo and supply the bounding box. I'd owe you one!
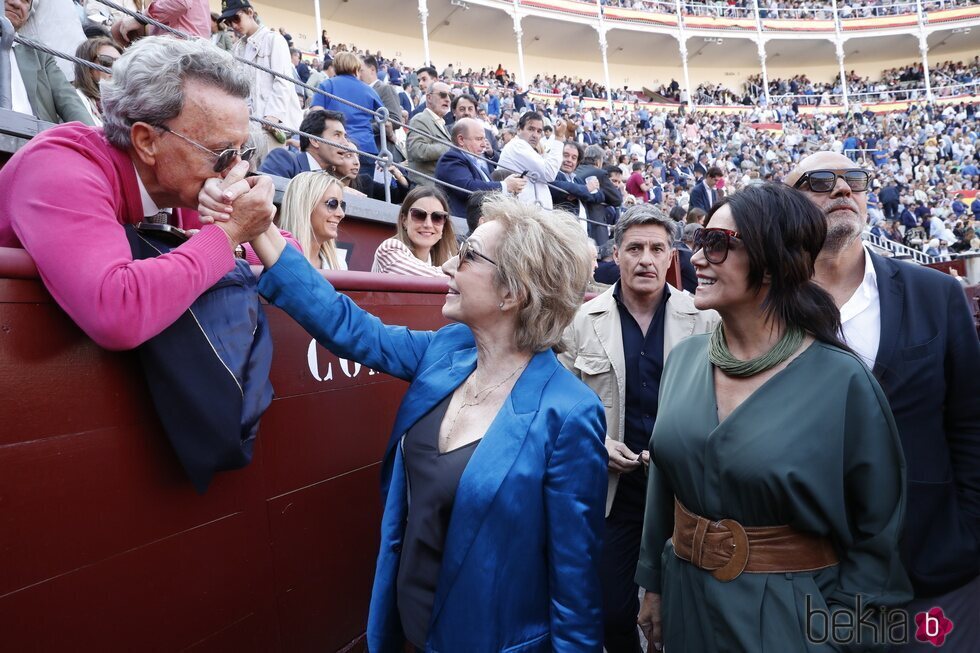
[692,227,741,265]
[323,198,346,212]
[430,91,450,99]
[793,169,871,193]
[408,207,449,226]
[458,239,497,267]
[94,55,118,68]
[157,125,256,173]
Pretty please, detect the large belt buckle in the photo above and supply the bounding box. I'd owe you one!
[711,519,749,582]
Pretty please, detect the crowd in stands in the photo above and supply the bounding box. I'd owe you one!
[3,0,979,277]
[596,0,979,20]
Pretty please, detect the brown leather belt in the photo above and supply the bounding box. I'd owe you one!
[671,499,839,582]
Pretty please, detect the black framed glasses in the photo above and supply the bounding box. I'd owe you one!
[458,239,497,267]
[692,227,741,265]
[408,207,449,226]
[793,169,871,193]
[157,125,255,173]
[324,198,346,212]
[430,91,450,99]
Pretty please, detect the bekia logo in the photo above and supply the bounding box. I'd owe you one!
[914,607,954,647]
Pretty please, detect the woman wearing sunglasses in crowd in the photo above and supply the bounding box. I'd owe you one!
[372,186,458,277]
[72,37,122,127]
[277,172,347,270]
[209,190,607,651]
[635,183,911,651]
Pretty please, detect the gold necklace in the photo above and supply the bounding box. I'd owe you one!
[442,359,530,448]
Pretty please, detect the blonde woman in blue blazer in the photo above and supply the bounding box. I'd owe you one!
[242,192,608,652]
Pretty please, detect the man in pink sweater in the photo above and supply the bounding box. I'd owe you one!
[0,36,275,351]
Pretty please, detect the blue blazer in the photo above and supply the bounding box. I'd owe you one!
[258,148,311,179]
[869,253,980,598]
[258,246,608,652]
[435,148,503,219]
[688,181,715,212]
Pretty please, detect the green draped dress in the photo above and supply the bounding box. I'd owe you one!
[635,335,912,652]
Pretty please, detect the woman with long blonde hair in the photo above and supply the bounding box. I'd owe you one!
[278,172,347,270]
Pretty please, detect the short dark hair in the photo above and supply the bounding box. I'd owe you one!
[451,93,478,113]
[299,109,345,152]
[604,165,622,177]
[517,111,544,129]
[416,66,437,78]
[289,48,301,57]
[706,166,723,178]
[362,54,380,71]
[632,162,644,171]
[466,191,491,235]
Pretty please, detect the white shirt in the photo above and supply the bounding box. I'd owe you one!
[839,246,881,369]
[8,46,34,116]
[306,152,323,172]
[134,163,171,220]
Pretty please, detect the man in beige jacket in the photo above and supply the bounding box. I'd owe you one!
[560,204,718,653]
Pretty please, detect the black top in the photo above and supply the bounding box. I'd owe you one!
[397,395,481,648]
[612,283,668,518]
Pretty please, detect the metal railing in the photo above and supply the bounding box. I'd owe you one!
[0,3,621,232]
[864,231,938,265]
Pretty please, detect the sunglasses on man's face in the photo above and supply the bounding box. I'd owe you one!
[157,125,255,173]
[430,91,450,99]
[408,207,449,226]
[692,227,741,265]
[793,169,871,193]
[323,197,346,212]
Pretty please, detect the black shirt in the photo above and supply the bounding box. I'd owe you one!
[397,395,480,649]
[611,283,669,518]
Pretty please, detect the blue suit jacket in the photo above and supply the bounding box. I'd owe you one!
[258,148,311,179]
[869,253,980,597]
[435,148,503,218]
[258,247,608,652]
[688,181,714,212]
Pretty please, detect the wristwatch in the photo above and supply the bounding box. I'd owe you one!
[234,244,246,259]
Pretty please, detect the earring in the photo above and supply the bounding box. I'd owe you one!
[499,301,505,310]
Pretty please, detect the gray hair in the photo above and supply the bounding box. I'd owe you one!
[582,144,605,165]
[613,204,677,247]
[101,36,251,150]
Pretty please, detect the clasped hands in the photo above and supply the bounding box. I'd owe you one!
[197,161,277,250]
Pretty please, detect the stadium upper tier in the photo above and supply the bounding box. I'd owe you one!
[509,0,980,33]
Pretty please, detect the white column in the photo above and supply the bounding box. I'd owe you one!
[678,39,693,109]
[312,0,322,55]
[831,0,849,107]
[418,0,431,67]
[919,33,933,101]
[751,0,770,105]
[596,26,614,112]
[674,0,693,108]
[915,0,934,101]
[511,2,527,88]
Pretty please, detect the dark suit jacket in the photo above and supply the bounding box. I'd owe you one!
[435,148,502,218]
[688,181,716,212]
[13,46,93,125]
[870,253,980,598]
[549,171,600,215]
[576,164,622,228]
[258,148,312,179]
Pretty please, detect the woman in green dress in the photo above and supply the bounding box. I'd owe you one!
[635,183,912,652]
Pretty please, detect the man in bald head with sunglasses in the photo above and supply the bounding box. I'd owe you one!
[788,152,979,650]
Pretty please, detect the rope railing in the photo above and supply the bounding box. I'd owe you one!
[1,20,615,229]
[94,0,576,200]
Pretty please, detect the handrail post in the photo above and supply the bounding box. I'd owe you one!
[0,17,14,111]
[375,106,392,204]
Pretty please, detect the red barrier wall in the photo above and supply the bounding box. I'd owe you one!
[0,247,449,652]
